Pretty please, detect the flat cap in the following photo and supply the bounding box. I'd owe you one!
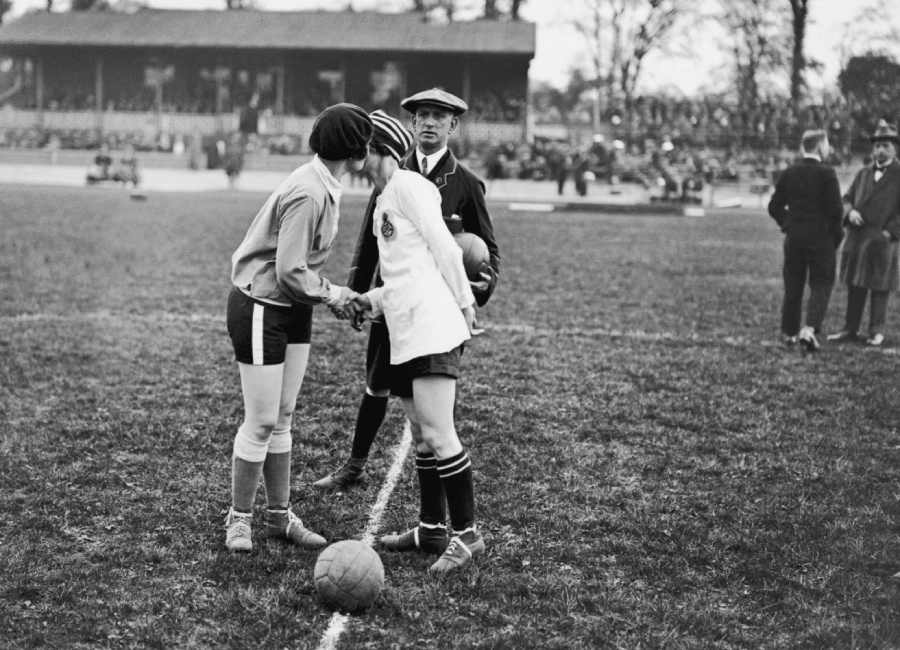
[401,88,468,116]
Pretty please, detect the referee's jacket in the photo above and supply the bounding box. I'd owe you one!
[348,149,501,307]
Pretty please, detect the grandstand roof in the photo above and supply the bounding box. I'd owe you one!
[0,8,535,56]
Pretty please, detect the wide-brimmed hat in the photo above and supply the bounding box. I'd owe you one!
[870,119,900,145]
[401,88,468,116]
[309,103,373,161]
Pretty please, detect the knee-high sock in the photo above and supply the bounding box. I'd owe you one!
[232,457,264,513]
[436,449,474,533]
[350,393,389,460]
[263,430,292,509]
[416,451,447,526]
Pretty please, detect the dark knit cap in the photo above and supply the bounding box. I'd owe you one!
[309,103,373,161]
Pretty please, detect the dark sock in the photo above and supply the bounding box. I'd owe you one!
[416,451,447,526]
[437,450,474,532]
[350,393,389,460]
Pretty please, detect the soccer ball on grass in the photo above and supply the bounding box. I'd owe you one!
[313,540,384,612]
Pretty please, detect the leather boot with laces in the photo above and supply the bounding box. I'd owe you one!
[428,528,484,574]
[313,458,366,490]
[265,508,327,549]
[225,508,253,552]
[380,523,449,555]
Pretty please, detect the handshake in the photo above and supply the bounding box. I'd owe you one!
[326,286,374,331]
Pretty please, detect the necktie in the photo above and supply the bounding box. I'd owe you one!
[421,157,428,176]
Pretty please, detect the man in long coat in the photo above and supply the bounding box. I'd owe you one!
[829,120,900,347]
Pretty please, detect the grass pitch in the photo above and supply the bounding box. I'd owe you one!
[1,184,899,648]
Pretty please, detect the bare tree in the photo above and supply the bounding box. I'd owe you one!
[0,0,11,24]
[573,0,684,135]
[718,0,789,111]
[788,0,809,113]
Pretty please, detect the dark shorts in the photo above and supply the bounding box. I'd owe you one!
[365,319,393,392]
[226,287,312,365]
[389,346,463,398]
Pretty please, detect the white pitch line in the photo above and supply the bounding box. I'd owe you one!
[315,419,413,650]
[6,311,900,356]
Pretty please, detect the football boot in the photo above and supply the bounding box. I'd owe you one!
[428,529,485,575]
[225,508,253,553]
[313,459,366,490]
[380,523,449,555]
[266,508,327,549]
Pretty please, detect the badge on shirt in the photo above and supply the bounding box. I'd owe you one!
[380,212,395,239]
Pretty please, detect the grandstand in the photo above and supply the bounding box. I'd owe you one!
[0,8,534,153]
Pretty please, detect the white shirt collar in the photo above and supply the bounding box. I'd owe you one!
[803,153,821,162]
[311,154,343,204]
[418,146,448,174]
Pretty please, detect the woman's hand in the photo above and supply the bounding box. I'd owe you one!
[462,304,483,336]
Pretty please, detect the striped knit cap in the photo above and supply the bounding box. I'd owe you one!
[369,109,414,163]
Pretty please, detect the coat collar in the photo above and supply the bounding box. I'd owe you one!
[402,148,458,190]
[859,158,900,204]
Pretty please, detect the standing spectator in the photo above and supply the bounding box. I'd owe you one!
[550,145,569,196]
[767,130,844,350]
[572,150,589,197]
[238,93,259,151]
[829,120,900,347]
[223,103,372,552]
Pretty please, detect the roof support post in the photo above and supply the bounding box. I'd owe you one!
[35,55,44,129]
[94,54,104,141]
[275,57,285,114]
[460,58,470,146]
[523,63,531,143]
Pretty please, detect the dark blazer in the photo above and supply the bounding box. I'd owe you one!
[767,157,843,246]
[839,159,900,291]
[348,149,501,306]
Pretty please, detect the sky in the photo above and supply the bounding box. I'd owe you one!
[9,0,900,97]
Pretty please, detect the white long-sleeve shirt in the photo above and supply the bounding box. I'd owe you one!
[365,169,475,364]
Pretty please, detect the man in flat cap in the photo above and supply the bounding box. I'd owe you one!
[828,120,900,347]
[315,88,501,494]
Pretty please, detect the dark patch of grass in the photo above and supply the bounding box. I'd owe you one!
[1,185,899,648]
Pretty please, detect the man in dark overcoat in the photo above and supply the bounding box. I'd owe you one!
[767,129,844,351]
[314,88,501,492]
[828,120,900,347]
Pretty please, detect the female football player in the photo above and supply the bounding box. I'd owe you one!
[224,103,373,552]
[352,110,483,574]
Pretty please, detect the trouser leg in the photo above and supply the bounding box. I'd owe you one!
[869,290,890,335]
[805,242,837,332]
[781,239,806,336]
[844,285,867,334]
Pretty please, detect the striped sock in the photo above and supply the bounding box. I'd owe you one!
[415,451,447,526]
[436,449,474,533]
